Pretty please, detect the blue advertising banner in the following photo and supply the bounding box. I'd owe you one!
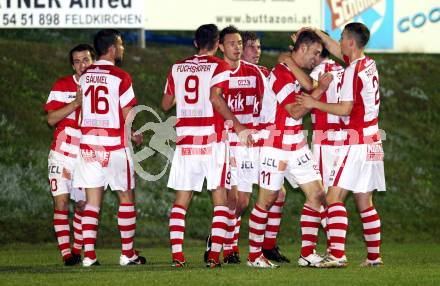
[324,0,394,51]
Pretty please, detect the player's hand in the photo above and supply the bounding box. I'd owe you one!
[290,32,297,44]
[317,72,333,92]
[295,26,316,39]
[296,93,316,109]
[131,130,143,145]
[235,124,255,147]
[74,85,82,107]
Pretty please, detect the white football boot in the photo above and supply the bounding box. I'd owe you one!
[247,254,280,268]
[298,252,324,267]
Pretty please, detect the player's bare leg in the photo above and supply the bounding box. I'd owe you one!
[53,194,78,265]
[317,186,350,268]
[296,180,326,266]
[170,190,193,267]
[82,187,104,266]
[354,192,383,266]
[247,188,279,268]
[206,186,228,268]
[262,186,290,263]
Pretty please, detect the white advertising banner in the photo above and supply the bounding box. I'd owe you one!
[0,0,145,28]
[144,0,322,31]
[394,2,439,53]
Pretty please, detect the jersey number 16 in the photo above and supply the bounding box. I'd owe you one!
[84,85,110,114]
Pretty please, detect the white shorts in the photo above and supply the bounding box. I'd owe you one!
[48,150,85,202]
[259,146,321,191]
[328,143,386,193]
[167,142,227,192]
[73,147,135,191]
[228,146,259,193]
[312,144,341,192]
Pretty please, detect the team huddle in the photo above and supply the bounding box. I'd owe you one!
[45,23,386,269]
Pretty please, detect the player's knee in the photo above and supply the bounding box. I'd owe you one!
[236,197,250,215]
[75,200,86,212]
[54,199,69,211]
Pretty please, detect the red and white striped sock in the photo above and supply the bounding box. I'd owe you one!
[232,216,241,253]
[118,203,136,258]
[320,206,330,250]
[300,204,321,257]
[360,206,381,260]
[208,206,229,262]
[248,205,268,262]
[223,209,236,257]
[54,209,72,261]
[72,210,83,255]
[169,204,186,262]
[262,196,285,250]
[82,204,100,260]
[327,202,348,258]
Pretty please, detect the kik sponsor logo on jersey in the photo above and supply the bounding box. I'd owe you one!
[324,0,394,50]
[228,92,245,112]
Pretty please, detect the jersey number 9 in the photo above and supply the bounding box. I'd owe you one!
[184,75,199,104]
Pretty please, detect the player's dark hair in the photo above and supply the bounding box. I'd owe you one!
[93,29,122,57]
[220,25,240,44]
[241,31,259,45]
[293,30,324,51]
[69,44,96,65]
[344,22,370,48]
[321,47,330,58]
[194,24,219,51]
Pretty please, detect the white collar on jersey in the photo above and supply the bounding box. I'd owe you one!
[72,74,79,85]
[230,60,242,74]
[94,59,114,66]
[349,55,366,66]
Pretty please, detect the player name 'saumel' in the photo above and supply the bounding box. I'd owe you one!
[85,75,108,84]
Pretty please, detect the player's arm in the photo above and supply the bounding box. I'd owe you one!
[161,93,176,111]
[47,87,82,126]
[278,52,313,91]
[295,28,343,61]
[122,105,143,145]
[297,95,353,116]
[210,86,253,146]
[283,72,333,119]
[314,29,343,61]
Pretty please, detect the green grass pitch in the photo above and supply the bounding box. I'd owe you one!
[0,243,439,286]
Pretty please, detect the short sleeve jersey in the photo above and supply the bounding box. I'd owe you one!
[224,60,266,145]
[44,75,81,158]
[310,59,345,145]
[340,55,381,144]
[257,65,271,78]
[164,55,230,145]
[259,63,306,150]
[79,60,137,151]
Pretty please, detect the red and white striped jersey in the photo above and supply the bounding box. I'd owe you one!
[79,60,137,151]
[164,55,230,145]
[44,75,81,158]
[259,63,307,151]
[310,59,345,145]
[257,65,271,78]
[225,60,266,146]
[340,55,381,144]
